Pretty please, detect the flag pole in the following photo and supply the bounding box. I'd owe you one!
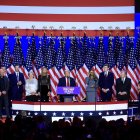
[43,26,47,36]
[83,26,87,37]
[126,27,130,36]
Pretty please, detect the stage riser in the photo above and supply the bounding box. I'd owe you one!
[11,101,128,121]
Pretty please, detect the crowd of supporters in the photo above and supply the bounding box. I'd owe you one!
[0,115,140,140]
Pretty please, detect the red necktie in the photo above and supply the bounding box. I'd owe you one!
[66,77,70,87]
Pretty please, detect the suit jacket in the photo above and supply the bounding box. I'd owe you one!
[116,77,131,101]
[8,72,25,100]
[37,75,51,92]
[58,77,76,87]
[0,76,9,94]
[98,71,114,93]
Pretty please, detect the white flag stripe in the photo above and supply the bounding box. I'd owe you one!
[128,66,139,82]
[54,68,62,79]
[76,71,86,91]
[0,6,134,14]
[0,21,134,30]
[0,0,134,7]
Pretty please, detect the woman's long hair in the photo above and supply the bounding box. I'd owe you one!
[88,70,98,81]
[41,67,48,77]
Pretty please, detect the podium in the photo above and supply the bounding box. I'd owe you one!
[57,87,80,102]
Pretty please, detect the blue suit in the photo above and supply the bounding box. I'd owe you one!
[8,72,25,101]
[98,71,114,101]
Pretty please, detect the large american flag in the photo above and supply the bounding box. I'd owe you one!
[0,0,134,30]
[107,36,117,99]
[127,40,139,100]
[135,33,140,81]
[95,37,106,78]
[46,37,57,99]
[35,40,44,74]
[2,35,14,74]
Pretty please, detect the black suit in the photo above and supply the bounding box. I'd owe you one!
[98,71,114,101]
[0,76,10,118]
[116,77,131,101]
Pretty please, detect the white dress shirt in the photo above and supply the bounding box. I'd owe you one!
[25,78,38,96]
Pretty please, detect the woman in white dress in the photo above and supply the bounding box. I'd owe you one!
[25,71,39,102]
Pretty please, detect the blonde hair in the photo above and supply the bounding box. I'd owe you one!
[41,67,48,76]
[28,70,34,77]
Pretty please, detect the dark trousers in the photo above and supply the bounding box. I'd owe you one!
[100,91,112,102]
[40,85,49,102]
[117,95,129,101]
[0,95,10,117]
[26,95,39,102]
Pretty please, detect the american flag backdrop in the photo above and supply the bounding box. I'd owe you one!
[0,0,139,101]
[0,0,134,30]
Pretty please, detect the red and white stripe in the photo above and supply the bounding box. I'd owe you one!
[110,66,120,100]
[19,66,29,79]
[76,64,89,101]
[0,0,134,30]
[94,65,102,100]
[51,67,65,101]
[95,65,102,79]
[127,65,139,100]
[7,65,15,74]
[48,67,58,101]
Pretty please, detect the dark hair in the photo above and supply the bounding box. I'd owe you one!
[121,70,127,75]
[138,81,140,84]
[103,64,109,68]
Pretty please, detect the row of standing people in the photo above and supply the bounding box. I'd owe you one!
[86,64,132,102]
[0,65,51,118]
[0,64,139,118]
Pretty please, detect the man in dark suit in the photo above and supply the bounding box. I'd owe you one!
[8,65,25,101]
[0,68,10,118]
[98,64,114,101]
[116,70,131,101]
[58,70,76,102]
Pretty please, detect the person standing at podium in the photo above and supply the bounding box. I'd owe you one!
[85,70,98,102]
[58,70,76,102]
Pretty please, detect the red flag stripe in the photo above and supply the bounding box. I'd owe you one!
[0,13,134,22]
[0,0,134,6]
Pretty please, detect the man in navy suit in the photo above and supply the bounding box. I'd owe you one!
[8,65,25,101]
[58,70,76,102]
[98,64,114,101]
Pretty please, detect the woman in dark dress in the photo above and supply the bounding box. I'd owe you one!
[38,67,51,102]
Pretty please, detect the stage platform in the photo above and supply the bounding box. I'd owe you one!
[12,101,130,121]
